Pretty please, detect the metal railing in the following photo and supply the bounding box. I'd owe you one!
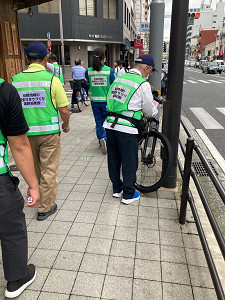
[178,118,225,300]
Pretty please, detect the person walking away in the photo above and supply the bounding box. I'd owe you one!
[0,78,40,298]
[13,41,70,221]
[104,55,158,204]
[117,61,127,76]
[113,59,121,77]
[71,58,87,109]
[161,63,167,99]
[48,53,64,86]
[85,48,115,154]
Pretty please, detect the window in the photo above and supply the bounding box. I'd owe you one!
[124,3,126,24]
[79,0,95,17]
[103,0,117,19]
[38,0,59,14]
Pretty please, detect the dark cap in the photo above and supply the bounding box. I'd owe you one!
[26,41,48,59]
[135,55,157,71]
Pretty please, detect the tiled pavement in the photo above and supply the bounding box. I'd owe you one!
[0,104,217,299]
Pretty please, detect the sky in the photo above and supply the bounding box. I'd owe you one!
[163,0,222,40]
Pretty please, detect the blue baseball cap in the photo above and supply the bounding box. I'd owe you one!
[135,55,157,72]
[26,41,48,59]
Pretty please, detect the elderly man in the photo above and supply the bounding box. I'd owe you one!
[13,41,70,220]
[104,55,158,204]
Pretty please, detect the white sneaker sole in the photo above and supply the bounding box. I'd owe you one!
[121,196,140,205]
[100,139,107,155]
[113,192,123,198]
[5,270,36,298]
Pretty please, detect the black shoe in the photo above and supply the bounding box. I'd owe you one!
[37,204,57,221]
[5,264,36,298]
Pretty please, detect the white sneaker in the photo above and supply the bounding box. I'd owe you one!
[113,191,123,198]
[121,191,140,205]
[100,138,107,155]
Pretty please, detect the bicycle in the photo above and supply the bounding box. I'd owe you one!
[135,92,173,193]
[69,80,90,112]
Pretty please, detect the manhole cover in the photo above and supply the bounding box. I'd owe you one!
[9,164,18,171]
[192,161,218,177]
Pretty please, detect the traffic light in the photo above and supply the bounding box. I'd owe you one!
[188,12,200,19]
[136,35,141,44]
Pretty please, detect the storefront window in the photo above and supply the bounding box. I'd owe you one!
[103,0,117,19]
[79,0,95,17]
[38,0,59,14]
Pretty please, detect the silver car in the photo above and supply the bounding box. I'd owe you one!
[202,62,219,74]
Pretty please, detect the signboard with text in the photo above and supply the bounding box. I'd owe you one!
[134,39,143,49]
[140,22,150,32]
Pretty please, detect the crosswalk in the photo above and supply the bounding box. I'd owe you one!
[184,77,225,85]
[190,107,224,129]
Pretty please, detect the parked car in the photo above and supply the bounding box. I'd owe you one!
[194,61,199,68]
[213,60,225,73]
[189,60,196,67]
[202,61,220,74]
[199,60,208,70]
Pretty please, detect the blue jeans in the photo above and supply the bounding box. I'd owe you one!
[91,102,107,142]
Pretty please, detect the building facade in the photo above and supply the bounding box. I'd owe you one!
[18,0,141,80]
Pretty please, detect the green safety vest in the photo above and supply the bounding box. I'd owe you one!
[0,78,9,175]
[12,71,60,136]
[106,73,146,127]
[88,65,111,102]
[53,63,64,86]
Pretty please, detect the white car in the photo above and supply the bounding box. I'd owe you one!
[213,60,225,72]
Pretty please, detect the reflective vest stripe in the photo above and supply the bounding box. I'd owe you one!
[51,116,59,123]
[29,124,60,133]
[90,96,107,101]
[115,78,140,89]
[0,145,4,156]
[88,71,110,75]
[0,157,6,168]
[109,116,133,126]
[12,81,51,88]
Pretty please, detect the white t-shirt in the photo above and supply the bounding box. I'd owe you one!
[103,68,158,134]
[117,68,126,76]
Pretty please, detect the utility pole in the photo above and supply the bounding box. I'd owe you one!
[162,0,189,188]
[58,0,65,82]
[148,0,165,93]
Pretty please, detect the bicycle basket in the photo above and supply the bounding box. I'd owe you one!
[69,80,82,90]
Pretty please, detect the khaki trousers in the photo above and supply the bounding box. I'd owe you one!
[28,133,61,213]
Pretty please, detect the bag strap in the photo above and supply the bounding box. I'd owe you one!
[105,112,141,131]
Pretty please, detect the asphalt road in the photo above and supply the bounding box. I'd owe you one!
[182,67,225,158]
[181,67,225,237]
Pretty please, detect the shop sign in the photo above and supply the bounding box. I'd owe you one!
[88,34,112,40]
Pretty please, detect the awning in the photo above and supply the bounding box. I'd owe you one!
[15,0,53,10]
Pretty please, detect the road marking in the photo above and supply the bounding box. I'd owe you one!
[183,82,187,84]
[190,107,224,129]
[208,79,222,83]
[197,80,210,83]
[196,129,225,173]
[186,80,197,84]
[219,80,225,83]
[216,107,225,116]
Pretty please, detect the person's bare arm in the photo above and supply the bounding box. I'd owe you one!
[58,106,70,133]
[8,134,39,207]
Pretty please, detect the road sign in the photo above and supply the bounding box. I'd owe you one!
[140,22,150,32]
[134,39,143,49]
[47,48,51,54]
[47,32,51,39]
[47,39,52,48]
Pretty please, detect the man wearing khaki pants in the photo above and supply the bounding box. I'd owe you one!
[13,41,70,221]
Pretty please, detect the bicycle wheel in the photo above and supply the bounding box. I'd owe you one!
[135,130,172,193]
[77,90,84,112]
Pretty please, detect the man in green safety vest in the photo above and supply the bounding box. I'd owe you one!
[103,55,158,205]
[0,78,39,298]
[48,53,64,86]
[13,41,70,221]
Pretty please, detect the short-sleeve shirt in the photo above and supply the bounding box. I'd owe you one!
[0,81,29,138]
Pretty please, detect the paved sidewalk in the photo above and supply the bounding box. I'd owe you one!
[0,104,217,299]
